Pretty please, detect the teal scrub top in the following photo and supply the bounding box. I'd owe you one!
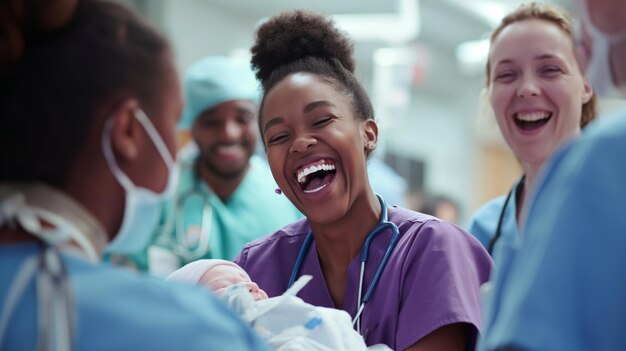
[0,243,271,351]
[146,154,302,269]
[478,107,626,351]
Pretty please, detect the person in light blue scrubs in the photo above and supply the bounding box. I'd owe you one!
[467,2,597,258]
[479,0,626,350]
[0,238,268,351]
[0,1,269,350]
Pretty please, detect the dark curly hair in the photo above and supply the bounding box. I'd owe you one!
[0,0,170,186]
[250,10,374,139]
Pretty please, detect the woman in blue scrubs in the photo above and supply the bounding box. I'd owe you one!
[0,1,269,350]
[467,2,597,258]
[479,0,626,349]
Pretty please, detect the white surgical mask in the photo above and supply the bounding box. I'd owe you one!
[578,0,626,98]
[102,109,179,254]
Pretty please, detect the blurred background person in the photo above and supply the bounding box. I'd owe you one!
[478,0,626,349]
[108,56,302,276]
[0,1,270,350]
[418,193,461,224]
[466,2,596,256]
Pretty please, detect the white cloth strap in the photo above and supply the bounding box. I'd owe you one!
[0,255,38,347]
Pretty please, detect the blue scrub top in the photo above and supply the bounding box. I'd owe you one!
[467,180,521,257]
[478,107,626,351]
[0,243,271,351]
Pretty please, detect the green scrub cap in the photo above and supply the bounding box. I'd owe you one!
[179,56,259,130]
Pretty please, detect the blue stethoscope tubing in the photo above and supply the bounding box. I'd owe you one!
[287,194,401,334]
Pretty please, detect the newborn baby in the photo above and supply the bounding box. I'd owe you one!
[166,259,390,351]
[166,259,268,301]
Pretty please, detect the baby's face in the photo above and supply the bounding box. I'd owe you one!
[199,264,268,301]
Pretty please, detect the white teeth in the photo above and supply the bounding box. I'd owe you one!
[296,161,336,184]
[216,145,244,155]
[517,112,550,121]
[217,145,240,151]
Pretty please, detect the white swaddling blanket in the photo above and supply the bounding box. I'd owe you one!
[220,275,391,351]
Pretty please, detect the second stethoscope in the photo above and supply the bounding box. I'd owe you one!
[159,175,212,261]
[488,175,525,255]
[287,194,401,334]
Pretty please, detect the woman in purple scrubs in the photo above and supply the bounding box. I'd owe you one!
[235,10,493,350]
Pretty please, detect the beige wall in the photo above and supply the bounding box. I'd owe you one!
[471,144,522,213]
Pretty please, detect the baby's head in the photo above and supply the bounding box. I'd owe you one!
[166,259,268,301]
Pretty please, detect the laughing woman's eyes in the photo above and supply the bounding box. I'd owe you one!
[494,70,516,82]
[313,116,334,127]
[541,65,563,76]
[267,133,289,145]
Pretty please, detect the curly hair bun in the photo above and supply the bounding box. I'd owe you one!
[251,10,355,83]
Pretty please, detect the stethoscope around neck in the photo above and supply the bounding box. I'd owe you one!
[488,175,525,255]
[171,177,212,260]
[287,194,401,334]
[158,165,212,261]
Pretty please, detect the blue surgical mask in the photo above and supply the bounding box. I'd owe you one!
[102,109,179,254]
[578,0,626,98]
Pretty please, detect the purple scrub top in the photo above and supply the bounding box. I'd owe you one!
[235,207,493,350]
